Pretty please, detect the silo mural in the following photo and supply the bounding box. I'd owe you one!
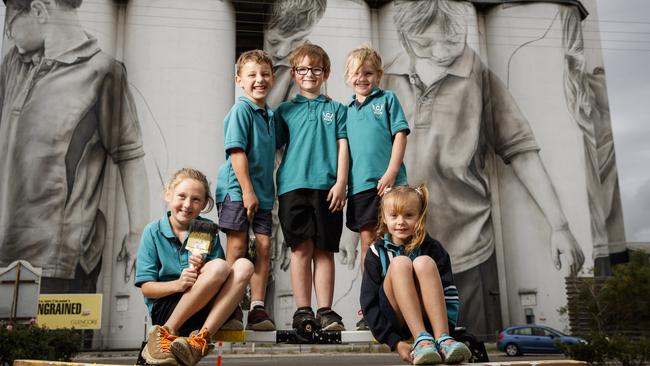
[0,0,626,348]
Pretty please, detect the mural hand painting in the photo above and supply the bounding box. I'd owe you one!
[339,229,360,270]
[551,226,585,275]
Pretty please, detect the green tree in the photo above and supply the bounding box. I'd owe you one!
[562,251,650,366]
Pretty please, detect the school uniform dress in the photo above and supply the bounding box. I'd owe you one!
[360,235,459,351]
[134,213,224,315]
[274,94,347,250]
[345,87,410,231]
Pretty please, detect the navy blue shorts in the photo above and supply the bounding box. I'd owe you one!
[151,292,212,336]
[346,188,381,232]
[217,195,272,236]
[278,189,343,252]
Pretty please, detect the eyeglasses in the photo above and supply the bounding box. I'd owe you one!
[294,66,324,76]
[4,10,22,39]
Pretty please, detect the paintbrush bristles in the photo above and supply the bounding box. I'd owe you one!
[189,220,219,236]
[186,219,219,255]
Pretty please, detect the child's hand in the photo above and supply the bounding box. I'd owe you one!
[242,190,259,222]
[188,254,205,270]
[396,341,412,363]
[377,171,397,196]
[327,182,347,212]
[177,267,198,292]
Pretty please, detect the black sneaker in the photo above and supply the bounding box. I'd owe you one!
[246,306,275,331]
[317,307,345,331]
[356,317,369,330]
[292,307,319,335]
[220,305,244,331]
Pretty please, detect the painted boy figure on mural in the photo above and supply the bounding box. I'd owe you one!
[382,0,585,338]
[264,0,326,109]
[0,0,148,293]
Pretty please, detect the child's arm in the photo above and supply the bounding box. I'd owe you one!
[135,226,200,299]
[377,131,407,195]
[510,151,585,274]
[328,138,349,212]
[230,149,259,222]
[378,91,410,195]
[141,266,199,299]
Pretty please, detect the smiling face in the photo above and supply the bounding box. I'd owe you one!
[348,60,381,99]
[404,19,466,67]
[292,55,328,97]
[382,197,421,245]
[165,178,208,232]
[236,60,274,107]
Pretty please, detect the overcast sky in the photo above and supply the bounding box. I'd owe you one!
[596,0,650,242]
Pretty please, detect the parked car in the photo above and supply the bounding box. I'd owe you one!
[496,325,586,356]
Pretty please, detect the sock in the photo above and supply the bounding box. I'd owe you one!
[317,306,331,314]
[250,301,264,311]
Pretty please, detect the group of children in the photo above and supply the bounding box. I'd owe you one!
[135,44,471,366]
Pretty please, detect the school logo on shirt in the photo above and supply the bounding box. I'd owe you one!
[371,104,384,116]
[322,111,335,123]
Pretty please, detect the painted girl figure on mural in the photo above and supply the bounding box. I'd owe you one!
[0,0,149,293]
[381,0,585,338]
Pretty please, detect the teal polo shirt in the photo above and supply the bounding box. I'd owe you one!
[346,88,410,195]
[275,94,347,195]
[215,97,276,210]
[134,213,224,314]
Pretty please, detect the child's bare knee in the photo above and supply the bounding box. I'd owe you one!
[389,256,413,272]
[203,259,230,279]
[232,258,254,279]
[412,256,436,273]
[255,237,272,258]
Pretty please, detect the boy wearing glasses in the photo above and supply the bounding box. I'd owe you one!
[274,44,349,332]
[0,0,148,294]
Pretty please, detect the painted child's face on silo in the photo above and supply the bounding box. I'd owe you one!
[5,3,46,54]
[404,19,466,67]
[264,27,311,63]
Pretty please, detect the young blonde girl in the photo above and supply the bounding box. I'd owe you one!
[135,168,253,366]
[360,185,471,365]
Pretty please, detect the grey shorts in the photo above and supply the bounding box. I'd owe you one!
[217,195,272,236]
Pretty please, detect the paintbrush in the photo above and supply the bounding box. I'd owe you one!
[186,219,219,268]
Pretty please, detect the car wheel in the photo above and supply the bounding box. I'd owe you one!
[505,343,521,357]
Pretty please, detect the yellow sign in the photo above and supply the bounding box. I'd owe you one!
[37,294,102,329]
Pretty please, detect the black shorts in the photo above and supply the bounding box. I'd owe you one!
[278,189,343,252]
[217,195,273,235]
[346,188,381,232]
[150,292,212,336]
[378,285,432,341]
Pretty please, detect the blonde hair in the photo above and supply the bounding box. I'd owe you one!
[344,46,384,82]
[236,49,274,76]
[376,184,429,254]
[164,167,215,213]
[289,43,331,75]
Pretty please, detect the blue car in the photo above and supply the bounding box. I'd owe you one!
[496,325,586,356]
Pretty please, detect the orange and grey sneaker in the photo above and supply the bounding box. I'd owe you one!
[170,328,210,366]
[141,325,178,366]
